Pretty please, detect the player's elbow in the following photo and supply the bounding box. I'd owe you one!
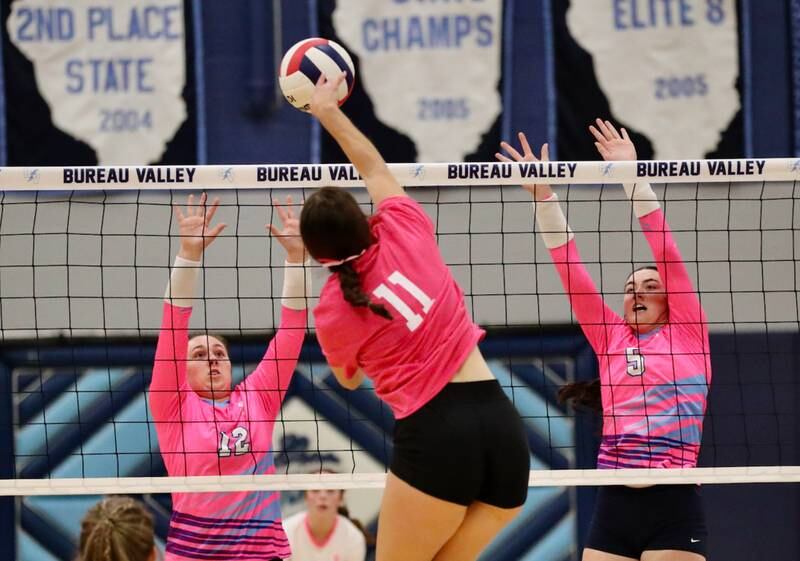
[331,366,365,390]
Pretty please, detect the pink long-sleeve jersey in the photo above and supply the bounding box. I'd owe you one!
[550,208,711,468]
[150,303,306,560]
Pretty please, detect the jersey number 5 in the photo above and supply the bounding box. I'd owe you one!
[218,427,250,457]
[625,347,646,377]
[373,271,434,331]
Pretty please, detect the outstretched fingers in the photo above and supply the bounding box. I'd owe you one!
[588,124,606,144]
[499,141,524,162]
[606,120,622,139]
[204,196,221,225]
[517,132,533,158]
[316,71,346,90]
[498,134,548,163]
[205,221,226,242]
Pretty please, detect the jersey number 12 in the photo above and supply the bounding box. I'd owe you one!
[218,427,250,457]
[373,271,434,331]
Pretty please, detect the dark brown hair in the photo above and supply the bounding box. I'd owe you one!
[187,333,229,353]
[558,378,602,413]
[78,497,154,561]
[300,187,391,320]
[626,265,659,283]
[337,501,376,547]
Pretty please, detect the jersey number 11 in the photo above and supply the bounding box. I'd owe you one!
[373,271,435,331]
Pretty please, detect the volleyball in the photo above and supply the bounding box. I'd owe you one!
[278,38,355,112]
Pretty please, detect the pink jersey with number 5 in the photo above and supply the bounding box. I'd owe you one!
[549,208,712,468]
[313,196,484,419]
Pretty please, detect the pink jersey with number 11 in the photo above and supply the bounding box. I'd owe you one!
[550,208,712,468]
[313,196,485,419]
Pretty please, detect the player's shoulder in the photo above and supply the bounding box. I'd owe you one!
[337,515,366,542]
[282,511,304,533]
[315,278,349,325]
[318,274,343,301]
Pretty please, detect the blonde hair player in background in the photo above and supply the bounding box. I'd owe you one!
[78,496,157,561]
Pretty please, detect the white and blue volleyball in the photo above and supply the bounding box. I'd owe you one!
[279,38,355,112]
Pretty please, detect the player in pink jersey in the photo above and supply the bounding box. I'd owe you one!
[150,193,310,561]
[498,120,710,561]
[298,73,530,561]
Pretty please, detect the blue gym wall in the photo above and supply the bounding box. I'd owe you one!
[3,330,798,561]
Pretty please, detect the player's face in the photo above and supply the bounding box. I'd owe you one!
[623,269,668,334]
[305,489,344,516]
[186,335,232,401]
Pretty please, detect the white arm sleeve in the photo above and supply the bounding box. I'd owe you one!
[282,260,312,310]
[163,255,201,307]
[623,182,660,218]
[533,193,574,249]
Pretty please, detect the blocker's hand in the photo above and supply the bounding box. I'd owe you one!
[589,118,638,161]
[268,194,306,264]
[175,193,226,261]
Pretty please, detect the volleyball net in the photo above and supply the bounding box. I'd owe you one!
[1,158,799,496]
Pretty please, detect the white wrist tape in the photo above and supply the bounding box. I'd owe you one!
[533,194,574,249]
[164,256,201,307]
[623,182,660,218]
[282,260,312,310]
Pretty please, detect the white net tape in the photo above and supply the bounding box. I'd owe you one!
[0,157,797,190]
[4,466,800,496]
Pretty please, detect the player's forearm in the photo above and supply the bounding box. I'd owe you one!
[282,260,312,310]
[623,182,660,218]
[316,107,390,183]
[251,308,306,394]
[533,193,573,249]
[164,255,200,307]
[640,210,698,297]
[333,366,365,390]
[151,303,190,400]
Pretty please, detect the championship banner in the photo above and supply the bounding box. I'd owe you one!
[6,0,188,165]
[567,0,739,159]
[330,0,503,162]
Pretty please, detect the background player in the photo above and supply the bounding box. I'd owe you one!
[497,120,711,561]
[150,193,309,560]
[78,496,156,561]
[282,484,368,561]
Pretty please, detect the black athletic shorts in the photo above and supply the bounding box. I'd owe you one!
[586,484,708,558]
[390,380,530,508]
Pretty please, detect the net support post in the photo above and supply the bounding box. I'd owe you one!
[0,359,15,560]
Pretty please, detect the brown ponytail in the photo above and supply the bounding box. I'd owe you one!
[301,187,393,320]
[332,262,392,320]
[79,497,154,561]
[337,503,376,547]
[558,378,603,413]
